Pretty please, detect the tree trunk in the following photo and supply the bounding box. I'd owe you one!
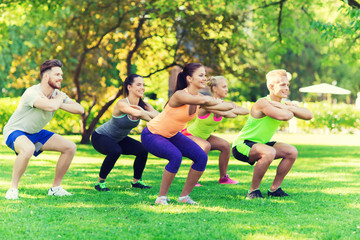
[80,127,93,144]
[79,89,122,144]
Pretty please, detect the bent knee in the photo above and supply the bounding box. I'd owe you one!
[17,145,36,158]
[64,142,77,155]
[288,146,298,160]
[203,142,211,153]
[219,141,231,152]
[165,155,183,173]
[259,148,276,163]
[192,152,208,171]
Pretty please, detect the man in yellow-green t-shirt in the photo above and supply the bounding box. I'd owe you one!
[232,69,313,199]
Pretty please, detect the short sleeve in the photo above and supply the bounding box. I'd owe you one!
[21,87,42,108]
[51,89,71,103]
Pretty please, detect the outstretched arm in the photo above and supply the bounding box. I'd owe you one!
[114,101,154,122]
[253,98,294,121]
[283,101,313,120]
[60,99,84,114]
[205,102,249,118]
[201,100,233,111]
[229,102,249,116]
[144,102,160,119]
[34,91,69,112]
[169,90,219,107]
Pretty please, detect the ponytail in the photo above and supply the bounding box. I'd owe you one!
[172,63,203,95]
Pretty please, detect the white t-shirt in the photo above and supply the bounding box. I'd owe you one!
[3,84,69,142]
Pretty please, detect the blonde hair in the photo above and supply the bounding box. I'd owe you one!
[266,69,292,88]
[207,76,227,93]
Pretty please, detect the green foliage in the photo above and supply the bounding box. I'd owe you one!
[2,97,360,135]
[1,0,360,143]
[299,102,360,133]
[0,98,19,131]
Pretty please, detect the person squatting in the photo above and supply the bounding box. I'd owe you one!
[3,60,312,204]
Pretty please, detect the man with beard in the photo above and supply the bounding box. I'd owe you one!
[3,59,84,200]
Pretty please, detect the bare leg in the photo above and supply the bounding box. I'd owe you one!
[180,168,204,197]
[10,136,36,189]
[270,143,297,191]
[207,135,231,178]
[159,169,176,196]
[40,134,76,187]
[248,144,276,192]
[97,177,105,183]
[187,136,211,154]
[133,178,139,183]
[186,136,210,185]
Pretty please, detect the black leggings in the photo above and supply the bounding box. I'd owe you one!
[91,131,148,180]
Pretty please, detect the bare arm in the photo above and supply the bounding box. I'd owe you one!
[114,101,153,122]
[60,99,84,114]
[229,102,249,116]
[253,98,294,121]
[202,102,248,118]
[202,101,233,111]
[283,101,313,120]
[218,110,238,118]
[130,105,156,121]
[144,102,159,119]
[33,91,67,112]
[169,90,219,108]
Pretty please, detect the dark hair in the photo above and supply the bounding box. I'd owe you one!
[40,59,63,79]
[123,74,146,109]
[173,63,203,93]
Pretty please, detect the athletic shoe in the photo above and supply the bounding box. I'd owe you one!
[48,186,72,196]
[178,195,198,205]
[195,182,202,187]
[268,187,289,197]
[155,196,169,205]
[131,179,152,189]
[95,180,110,192]
[246,189,264,199]
[5,188,19,200]
[219,175,239,184]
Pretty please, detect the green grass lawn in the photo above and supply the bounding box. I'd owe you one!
[1,134,360,240]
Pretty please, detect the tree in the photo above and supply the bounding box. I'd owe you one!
[1,0,360,142]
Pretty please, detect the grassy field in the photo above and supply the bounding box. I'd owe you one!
[1,133,360,240]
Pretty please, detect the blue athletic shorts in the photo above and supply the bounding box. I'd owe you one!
[232,140,276,165]
[6,130,55,157]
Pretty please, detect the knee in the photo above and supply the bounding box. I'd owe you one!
[108,148,122,158]
[219,141,231,153]
[192,151,208,171]
[64,142,77,156]
[165,154,183,173]
[203,142,211,153]
[259,148,276,164]
[287,146,298,161]
[18,144,36,158]
[138,146,148,157]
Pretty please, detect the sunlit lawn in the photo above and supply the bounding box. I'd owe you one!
[1,134,360,239]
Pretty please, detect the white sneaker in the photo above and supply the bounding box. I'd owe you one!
[178,195,198,205]
[48,186,72,196]
[155,196,169,205]
[5,188,19,200]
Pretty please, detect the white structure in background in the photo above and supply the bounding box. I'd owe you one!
[299,83,351,95]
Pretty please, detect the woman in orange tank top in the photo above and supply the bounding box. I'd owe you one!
[141,63,232,205]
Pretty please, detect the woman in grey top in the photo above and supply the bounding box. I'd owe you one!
[91,74,158,191]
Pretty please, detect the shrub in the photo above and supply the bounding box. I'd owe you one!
[1,97,359,135]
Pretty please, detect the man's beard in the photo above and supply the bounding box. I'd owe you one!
[48,77,61,89]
